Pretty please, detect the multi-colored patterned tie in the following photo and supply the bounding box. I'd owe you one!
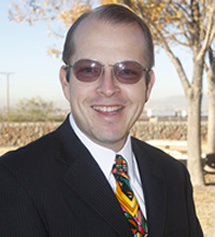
[112,154,148,237]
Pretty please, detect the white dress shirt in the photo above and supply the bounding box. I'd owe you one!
[69,113,147,218]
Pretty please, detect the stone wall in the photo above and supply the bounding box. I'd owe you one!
[132,120,208,141]
[0,122,60,147]
[0,120,208,147]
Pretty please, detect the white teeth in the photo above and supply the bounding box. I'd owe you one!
[93,106,122,112]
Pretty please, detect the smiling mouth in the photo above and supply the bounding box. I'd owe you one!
[92,106,122,113]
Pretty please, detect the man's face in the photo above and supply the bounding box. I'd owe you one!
[60,19,154,152]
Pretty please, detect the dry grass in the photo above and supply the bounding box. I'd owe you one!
[194,183,215,237]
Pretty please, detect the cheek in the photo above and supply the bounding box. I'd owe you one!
[69,82,90,108]
[125,84,146,104]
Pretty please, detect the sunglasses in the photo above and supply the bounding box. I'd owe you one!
[66,59,150,84]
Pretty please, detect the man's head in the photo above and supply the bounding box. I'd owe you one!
[62,4,154,79]
[60,4,155,151]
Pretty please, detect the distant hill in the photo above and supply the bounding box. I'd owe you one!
[0,93,209,112]
[146,93,208,111]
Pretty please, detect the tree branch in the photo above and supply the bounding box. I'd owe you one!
[135,7,191,96]
[196,7,215,62]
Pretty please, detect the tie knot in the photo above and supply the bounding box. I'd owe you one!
[112,154,129,178]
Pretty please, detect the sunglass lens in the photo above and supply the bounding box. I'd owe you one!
[115,62,142,84]
[73,60,102,82]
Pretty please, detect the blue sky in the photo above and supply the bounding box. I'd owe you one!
[0,1,208,111]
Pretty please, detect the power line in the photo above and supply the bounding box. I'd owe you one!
[0,72,14,113]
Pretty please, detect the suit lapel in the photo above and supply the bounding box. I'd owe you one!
[56,117,132,237]
[64,149,132,237]
[132,139,167,237]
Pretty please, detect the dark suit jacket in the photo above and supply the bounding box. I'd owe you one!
[0,116,203,237]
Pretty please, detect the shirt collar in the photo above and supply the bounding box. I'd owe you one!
[69,113,134,180]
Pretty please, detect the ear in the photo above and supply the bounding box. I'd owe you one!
[59,65,70,102]
[145,70,155,103]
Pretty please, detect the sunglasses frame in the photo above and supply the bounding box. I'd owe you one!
[66,59,150,84]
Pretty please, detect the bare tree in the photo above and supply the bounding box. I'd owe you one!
[204,47,215,155]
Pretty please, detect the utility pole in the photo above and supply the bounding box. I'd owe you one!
[0,72,14,113]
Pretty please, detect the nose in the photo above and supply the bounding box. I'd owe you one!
[96,66,120,97]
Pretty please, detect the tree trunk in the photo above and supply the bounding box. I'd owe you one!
[207,79,215,154]
[186,88,204,186]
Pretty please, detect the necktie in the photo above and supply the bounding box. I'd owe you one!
[112,154,148,237]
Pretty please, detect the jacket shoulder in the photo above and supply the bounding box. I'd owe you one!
[0,130,57,170]
[0,116,71,167]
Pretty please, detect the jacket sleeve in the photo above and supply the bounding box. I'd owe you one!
[0,165,48,236]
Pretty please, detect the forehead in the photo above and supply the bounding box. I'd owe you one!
[72,18,147,63]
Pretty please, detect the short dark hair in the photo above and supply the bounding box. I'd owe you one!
[62,4,154,73]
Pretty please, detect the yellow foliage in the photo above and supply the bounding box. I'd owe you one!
[176,10,183,18]
[159,3,165,8]
[156,6,162,12]
[47,48,61,58]
[58,3,91,25]
[100,0,119,5]
[8,0,214,62]
[157,23,163,30]
[150,3,155,8]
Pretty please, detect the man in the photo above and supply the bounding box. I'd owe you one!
[0,4,203,237]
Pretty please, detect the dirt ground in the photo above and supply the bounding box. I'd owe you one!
[194,177,215,237]
[0,147,215,236]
